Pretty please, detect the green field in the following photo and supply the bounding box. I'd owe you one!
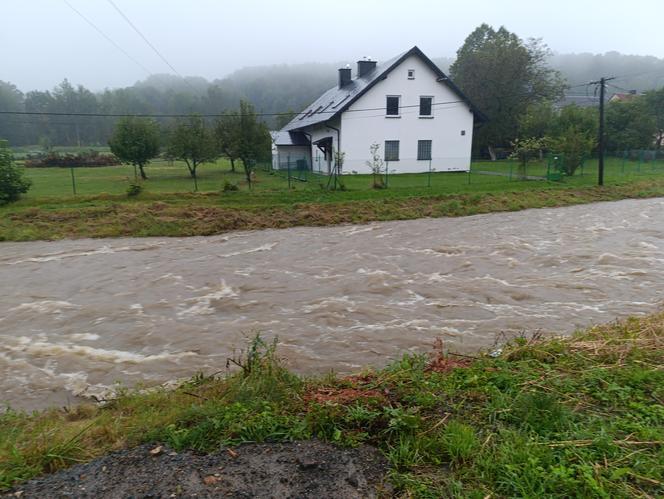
[14,155,664,199]
[3,153,664,241]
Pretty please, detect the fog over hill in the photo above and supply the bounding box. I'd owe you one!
[1,51,663,146]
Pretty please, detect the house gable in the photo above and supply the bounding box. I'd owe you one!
[280,46,484,134]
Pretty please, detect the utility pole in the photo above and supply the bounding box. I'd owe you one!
[590,76,615,186]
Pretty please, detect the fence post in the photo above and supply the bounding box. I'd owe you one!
[70,166,77,195]
[287,155,292,189]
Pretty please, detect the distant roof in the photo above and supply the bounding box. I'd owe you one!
[609,92,640,102]
[280,46,484,133]
[555,94,600,109]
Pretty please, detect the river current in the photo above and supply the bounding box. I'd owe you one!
[1,198,663,409]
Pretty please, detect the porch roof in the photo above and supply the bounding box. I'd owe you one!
[272,130,311,147]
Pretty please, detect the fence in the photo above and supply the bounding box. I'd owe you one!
[14,150,664,199]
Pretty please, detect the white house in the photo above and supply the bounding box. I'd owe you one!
[272,46,484,175]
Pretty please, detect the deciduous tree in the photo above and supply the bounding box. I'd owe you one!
[235,101,271,187]
[167,115,217,179]
[450,24,565,158]
[0,140,31,205]
[108,117,160,180]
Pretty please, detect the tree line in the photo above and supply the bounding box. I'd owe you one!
[1,24,663,156]
[449,24,664,161]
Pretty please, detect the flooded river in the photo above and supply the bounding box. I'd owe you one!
[2,198,664,410]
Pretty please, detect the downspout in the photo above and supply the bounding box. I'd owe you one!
[325,123,341,174]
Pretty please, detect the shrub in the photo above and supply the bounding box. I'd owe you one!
[222,179,239,192]
[0,141,31,205]
[126,182,143,197]
[23,151,120,168]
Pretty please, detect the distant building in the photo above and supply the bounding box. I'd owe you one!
[609,90,640,103]
[272,46,484,175]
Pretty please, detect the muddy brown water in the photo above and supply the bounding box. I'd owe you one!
[2,198,663,410]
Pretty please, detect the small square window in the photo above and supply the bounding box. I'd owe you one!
[461,130,466,136]
[385,140,400,161]
[417,140,432,161]
[408,69,415,79]
[386,95,400,116]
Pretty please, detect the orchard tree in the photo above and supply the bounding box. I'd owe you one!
[167,114,217,179]
[549,126,596,175]
[236,101,271,187]
[215,111,241,172]
[0,140,31,205]
[450,24,565,158]
[109,117,160,180]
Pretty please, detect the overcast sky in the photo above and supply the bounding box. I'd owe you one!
[3,0,663,91]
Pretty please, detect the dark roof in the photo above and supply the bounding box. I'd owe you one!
[271,130,310,146]
[280,46,485,133]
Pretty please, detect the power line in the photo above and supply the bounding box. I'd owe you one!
[61,0,152,76]
[105,0,193,89]
[0,99,468,119]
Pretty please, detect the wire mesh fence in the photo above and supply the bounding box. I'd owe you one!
[14,149,664,199]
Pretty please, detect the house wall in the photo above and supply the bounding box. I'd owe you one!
[340,54,474,174]
[274,146,310,170]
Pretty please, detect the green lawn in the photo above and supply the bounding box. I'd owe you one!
[3,155,664,241]
[15,156,664,199]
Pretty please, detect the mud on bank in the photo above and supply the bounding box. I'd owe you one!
[3,441,389,498]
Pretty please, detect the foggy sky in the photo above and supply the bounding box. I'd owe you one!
[3,0,663,92]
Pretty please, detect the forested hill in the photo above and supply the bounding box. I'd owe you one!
[0,52,662,147]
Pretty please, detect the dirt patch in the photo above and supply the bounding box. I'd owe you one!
[4,441,390,498]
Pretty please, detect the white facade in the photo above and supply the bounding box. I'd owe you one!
[340,55,474,173]
[274,48,477,175]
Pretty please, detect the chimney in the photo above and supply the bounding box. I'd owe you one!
[357,56,377,78]
[338,65,352,88]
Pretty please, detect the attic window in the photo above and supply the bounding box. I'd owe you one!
[408,69,415,79]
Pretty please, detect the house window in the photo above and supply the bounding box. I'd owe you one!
[461,130,466,136]
[408,69,415,79]
[419,96,433,117]
[386,96,400,116]
[417,140,432,161]
[385,140,400,161]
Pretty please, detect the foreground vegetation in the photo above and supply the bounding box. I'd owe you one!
[2,157,664,241]
[1,312,662,496]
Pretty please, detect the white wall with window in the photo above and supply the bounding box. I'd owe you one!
[339,54,474,174]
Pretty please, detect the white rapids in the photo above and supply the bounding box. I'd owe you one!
[1,197,663,410]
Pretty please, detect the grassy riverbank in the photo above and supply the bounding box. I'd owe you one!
[3,174,664,241]
[2,313,662,497]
